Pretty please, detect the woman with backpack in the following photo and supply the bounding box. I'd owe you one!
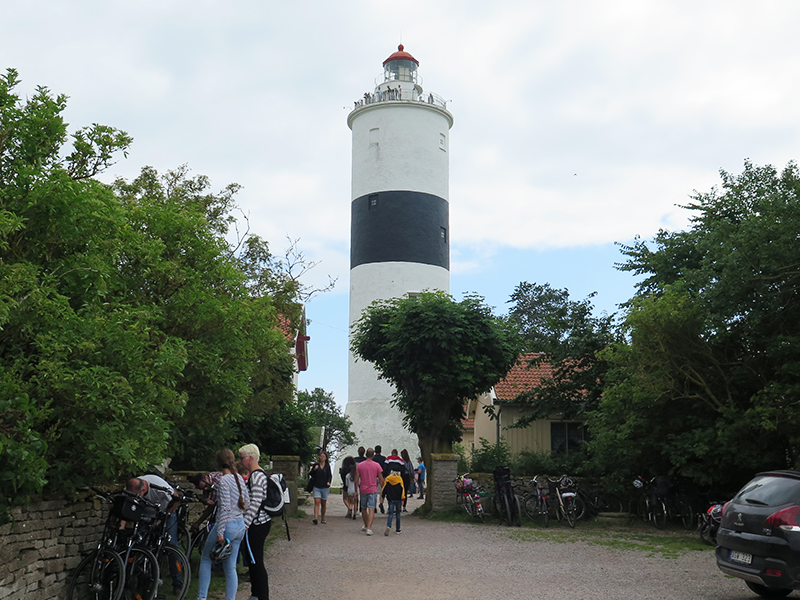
[309,449,332,524]
[339,455,357,519]
[197,448,248,600]
[239,443,271,600]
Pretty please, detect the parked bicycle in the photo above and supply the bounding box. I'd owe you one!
[522,475,550,527]
[632,475,694,530]
[141,491,191,600]
[547,475,578,528]
[68,488,162,600]
[454,473,487,521]
[698,501,724,546]
[572,483,624,521]
[492,466,522,527]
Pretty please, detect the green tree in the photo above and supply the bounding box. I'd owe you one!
[0,69,299,505]
[298,388,356,456]
[506,282,618,425]
[350,291,520,508]
[590,160,800,490]
[230,400,316,465]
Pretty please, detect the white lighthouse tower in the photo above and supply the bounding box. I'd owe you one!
[344,45,454,456]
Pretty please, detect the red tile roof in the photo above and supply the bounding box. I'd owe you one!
[493,353,553,401]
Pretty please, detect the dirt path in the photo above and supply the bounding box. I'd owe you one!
[234,496,757,600]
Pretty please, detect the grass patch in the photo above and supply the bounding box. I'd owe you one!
[425,508,711,558]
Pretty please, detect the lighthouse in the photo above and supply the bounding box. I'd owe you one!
[344,45,454,456]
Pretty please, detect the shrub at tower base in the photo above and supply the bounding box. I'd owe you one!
[351,291,521,511]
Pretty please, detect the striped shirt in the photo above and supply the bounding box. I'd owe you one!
[215,473,248,539]
[243,469,271,527]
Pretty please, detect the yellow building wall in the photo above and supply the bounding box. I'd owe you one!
[466,394,560,457]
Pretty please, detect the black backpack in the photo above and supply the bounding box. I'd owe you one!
[250,469,292,541]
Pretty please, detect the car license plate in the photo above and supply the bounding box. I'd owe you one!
[730,550,752,565]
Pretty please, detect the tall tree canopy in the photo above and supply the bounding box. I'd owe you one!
[351,291,520,505]
[590,160,800,490]
[298,388,356,457]
[506,282,617,426]
[0,69,298,509]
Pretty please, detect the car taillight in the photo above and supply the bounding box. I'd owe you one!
[765,505,800,532]
[721,501,731,518]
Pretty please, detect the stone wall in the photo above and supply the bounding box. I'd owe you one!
[430,453,460,511]
[0,493,110,600]
[0,457,301,600]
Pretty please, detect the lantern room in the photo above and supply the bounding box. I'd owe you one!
[383,44,419,85]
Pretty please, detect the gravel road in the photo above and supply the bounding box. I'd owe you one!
[233,496,762,600]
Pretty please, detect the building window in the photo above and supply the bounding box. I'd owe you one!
[439,133,447,151]
[550,422,586,455]
[440,227,447,242]
[369,194,378,209]
[406,292,421,300]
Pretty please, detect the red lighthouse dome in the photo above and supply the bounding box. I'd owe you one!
[383,44,419,66]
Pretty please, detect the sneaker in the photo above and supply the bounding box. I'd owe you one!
[352,513,357,520]
[384,526,390,536]
[346,509,352,518]
[312,519,317,525]
[361,525,366,532]
[366,529,374,536]
[395,530,402,534]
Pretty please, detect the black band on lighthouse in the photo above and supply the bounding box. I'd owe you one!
[350,191,449,270]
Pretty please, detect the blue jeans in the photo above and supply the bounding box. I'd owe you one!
[386,500,401,531]
[197,518,245,600]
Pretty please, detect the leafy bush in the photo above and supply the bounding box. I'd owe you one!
[468,438,511,473]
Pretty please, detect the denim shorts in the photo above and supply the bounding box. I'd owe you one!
[313,487,330,500]
[360,492,378,509]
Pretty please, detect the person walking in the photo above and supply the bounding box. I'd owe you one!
[309,450,332,525]
[400,449,414,511]
[374,445,387,513]
[239,443,271,600]
[339,456,357,519]
[354,446,366,464]
[416,457,426,500]
[355,448,384,535]
[382,470,405,535]
[197,448,249,600]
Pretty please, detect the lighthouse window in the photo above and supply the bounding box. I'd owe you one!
[440,227,447,242]
[439,133,447,151]
[369,194,378,209]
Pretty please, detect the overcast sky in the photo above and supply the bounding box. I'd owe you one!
[5,1,800,407]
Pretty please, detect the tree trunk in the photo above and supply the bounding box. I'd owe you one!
[416,429,451,513]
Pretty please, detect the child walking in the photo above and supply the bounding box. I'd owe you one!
[382,470,405,535]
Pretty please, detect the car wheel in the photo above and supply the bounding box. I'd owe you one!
[745,581,792,598]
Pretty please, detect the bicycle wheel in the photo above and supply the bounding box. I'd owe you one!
[564,496,577,528]
[555,497,564,522]
[523,494,538,520]
[463,494,475,517]
[188,527,207,560]
[653,499,667,530]
[68,548,125,600]
[541,498,549,528]
[175,526,191,556]
[157,546,190,600]
[679,497,695,530]
[598,493,624,513]
[637,494,649,522]
[475,497,486,522]
[573,495,587,521]
[123,547,159,600]
[502,492,512,526]
[512,495,522,527]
